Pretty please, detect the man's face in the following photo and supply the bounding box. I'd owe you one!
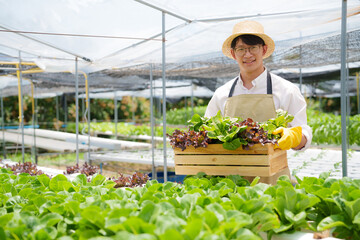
[230,38,268,75]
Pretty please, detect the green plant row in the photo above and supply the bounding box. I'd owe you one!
[307,109,360,146]
[65,106,360,147]
[168,107,360,146]
[166,106,207,125]
[1,168,360,239]
[65,105,207,136]
[66,122,183,137]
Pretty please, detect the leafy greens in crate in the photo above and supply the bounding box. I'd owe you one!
[168,109,294,151]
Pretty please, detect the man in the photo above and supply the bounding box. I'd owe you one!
[205,20,312,151]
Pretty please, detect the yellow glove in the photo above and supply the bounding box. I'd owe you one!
[273,126,302,150]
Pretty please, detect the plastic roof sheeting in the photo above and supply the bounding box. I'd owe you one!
[134,84,214,99]
[0,0,359,75]
[78,90,138,99]
[77,79,213,99]
[0,75,29,90]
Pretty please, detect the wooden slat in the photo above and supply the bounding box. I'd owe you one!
[268,149,286,158]
[242,167,290,185]
[175,154,270,165]
[173,143,287,177]
[174,143,274,155]
[269,151,288,174]
[175,165,272,176]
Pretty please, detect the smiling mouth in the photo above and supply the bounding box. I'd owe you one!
[243,60,255,64]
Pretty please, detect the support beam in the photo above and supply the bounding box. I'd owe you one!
[31,82,37,163]
[195,10,310,22]
[85,73,91,163]
[0,61,37,66]
[16,51,25,163]
[162,11,168,182]
[1,91,5,159]
[56,95,59,131]
[184,96,187,121]
[0,25,92,62]
[191,80,194,117]
[75,57,79,164]
[114,92,118,139]
[64,94,67,124]
[299,33,303,93]
[150,63,156,179]
[132,96,135,123]
[34,97,38,164]
[340,0,348,177]
[100,23,186,60]
[357,72,359,114]
[133,0,191,23]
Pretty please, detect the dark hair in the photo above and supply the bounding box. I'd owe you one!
[231,34,265,48]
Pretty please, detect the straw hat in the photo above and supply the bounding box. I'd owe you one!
[222,20,275,59]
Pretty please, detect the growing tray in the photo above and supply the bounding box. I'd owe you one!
[174,143,287,177]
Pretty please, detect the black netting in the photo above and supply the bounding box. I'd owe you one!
[1,30,359,95]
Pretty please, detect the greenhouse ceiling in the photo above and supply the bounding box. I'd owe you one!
[0,0,359,87]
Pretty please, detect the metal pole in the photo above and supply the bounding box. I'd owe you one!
[18,51,25,163]
[82,97,85,123]
[191,80,194,116]
[356,72,359,114]
[346,66,351,146]
[133,0,192,22]
[132,96,135,123]
[0,25,92,62]
[31,82,35,163]
[184,96,187,121]
[114,92,118,139]
[55,95,59,131]
[1,91,5,159]
[34,97,38,164]
[162,11,168,182]
[64,94,67,124]
[86,75,90,163]
[150,64,156,179]
[299,66,302,93]
[340,0,348,177]
[75,57,79,165]
[158,96,161,119]
[299,32,303,93]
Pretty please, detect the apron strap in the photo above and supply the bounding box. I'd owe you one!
[228,77,239,98]
[228,70,273,97]
[266,71,272,95]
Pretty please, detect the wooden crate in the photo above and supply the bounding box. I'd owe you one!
[174,143,287,177]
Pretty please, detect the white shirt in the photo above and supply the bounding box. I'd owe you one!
[205,69,312,150]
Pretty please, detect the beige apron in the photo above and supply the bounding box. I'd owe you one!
[224,71,290,185]
[224,94,275,122]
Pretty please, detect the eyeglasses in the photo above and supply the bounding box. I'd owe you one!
[233,45,261,56]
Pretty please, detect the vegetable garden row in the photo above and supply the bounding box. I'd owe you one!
[2,103,359,239]
[68,107,360,147]
[1,168,360,239]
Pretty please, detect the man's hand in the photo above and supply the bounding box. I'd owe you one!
[273,126,302,150]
